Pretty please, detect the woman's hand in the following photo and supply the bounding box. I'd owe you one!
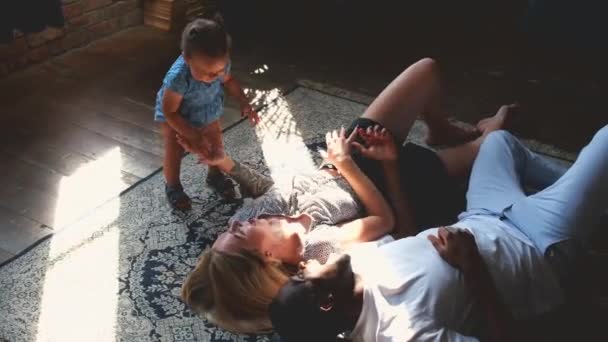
[197,149,227,166]
[176,133,225,166]
[351,125,398,161]
[178,122,225,159]
[176,133,209,155]
[324,127,358,169]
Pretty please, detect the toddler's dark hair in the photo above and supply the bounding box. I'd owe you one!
[181,14,230,58]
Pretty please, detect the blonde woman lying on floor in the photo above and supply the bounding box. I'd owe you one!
[178,58,513,333]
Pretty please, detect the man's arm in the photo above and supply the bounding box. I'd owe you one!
[428,227,518,342]
[462,255,516,342]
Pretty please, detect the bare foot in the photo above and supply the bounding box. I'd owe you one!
[426,120,480,146]
[477,104,516,135]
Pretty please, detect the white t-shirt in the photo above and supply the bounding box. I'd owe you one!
[348,214,563,342]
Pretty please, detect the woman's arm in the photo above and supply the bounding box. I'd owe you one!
[381,160,418,238]
[175,137,274,197]
[227,160,274,197]
[336,159,395,246]
[352,126,418,238]
[206,157,274,198]
[324,128,395,246]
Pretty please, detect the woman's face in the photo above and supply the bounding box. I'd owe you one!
[213,215,305,264]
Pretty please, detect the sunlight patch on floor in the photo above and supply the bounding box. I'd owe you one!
[35,227,120,341]
[48,147,125,258]
[34,147,125,340]
[244,86,282,109]
[252,89,318,185]
[52,147,126,229]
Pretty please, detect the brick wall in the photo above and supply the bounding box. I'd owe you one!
[0,0,144,77]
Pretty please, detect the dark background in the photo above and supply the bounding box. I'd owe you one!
[219,0,608,152]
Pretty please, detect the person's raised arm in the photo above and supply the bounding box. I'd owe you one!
[324,127,394,246]
[352,126,418,238]
[176,136,274,197]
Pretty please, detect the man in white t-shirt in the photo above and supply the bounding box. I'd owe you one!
[269,127,608,342]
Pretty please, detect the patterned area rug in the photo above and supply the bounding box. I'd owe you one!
[0,83,593,342]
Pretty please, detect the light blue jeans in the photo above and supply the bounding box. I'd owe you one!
[464,128,608,285]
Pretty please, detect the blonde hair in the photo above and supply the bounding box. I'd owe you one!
[181,248,290,333]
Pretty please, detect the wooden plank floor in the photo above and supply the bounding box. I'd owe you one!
[0,27,291,264]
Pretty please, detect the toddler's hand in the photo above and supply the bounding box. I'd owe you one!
[241,103,260,126]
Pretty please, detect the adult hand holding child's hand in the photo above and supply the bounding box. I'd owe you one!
[199,121,224,154]
[177,134,226,166]
[176,121,226,165]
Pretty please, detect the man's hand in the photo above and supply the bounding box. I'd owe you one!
[427,227,482,273]
[430,227,518,342]
[241,102,260,126]
[351,125,398,162]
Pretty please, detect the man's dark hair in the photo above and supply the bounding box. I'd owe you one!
[181,14,230,58]
[269,279,342,342]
